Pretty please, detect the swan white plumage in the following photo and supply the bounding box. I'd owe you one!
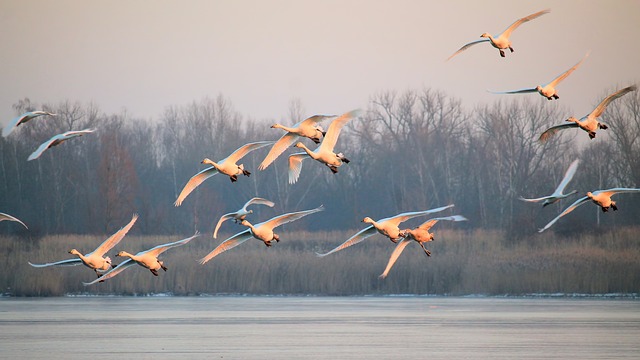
[538,188,640,232]
[174,141,274,206]
[287,109,360,184]
[0,212,28,229]
[3,110,56,137]
[379,215,468,279]
[259,115,335,170]
[519,159,580,207]
[213,197,275,238]
[539,85,637,141]
[199,205,324,264]
[29,214,138,278]
[489,52,588,100]
[27,128,96,161]
[447,9,550,60]
[83,232,200,285]
[316,204,454,257]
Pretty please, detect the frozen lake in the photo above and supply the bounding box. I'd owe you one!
[1,296,639,359]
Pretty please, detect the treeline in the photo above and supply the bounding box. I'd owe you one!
[1,88,639,239]
[5,228,640,296]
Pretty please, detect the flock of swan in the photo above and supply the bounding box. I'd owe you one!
[2,7,639,287]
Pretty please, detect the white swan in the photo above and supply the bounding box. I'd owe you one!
[3,110,56,137]
[316,204,454,257]
[539,85,638,141]
[288,110,360,184]
[199,205,324,264]
[379,215,467,279]
[27,128,96,161]
[83,232,200,285]
[174,141,274,206]
[259,115,335,170]
[538,188,640,232]
[213,197,275,238]
[0,212,28,229]
[29,214,138,278]
[489,52,588,100]
[519,159,580,207]
[447,9,550,60]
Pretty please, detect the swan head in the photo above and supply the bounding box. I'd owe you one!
[104,256,112,265]
[480,33,490,38]
[566,117,579,124]
[115,251,128,257]
[68,249,81,256]
[201,158,215,166]
[248,210,254,214]
[586,192,594,199]
[294,142,305,149]
[362,217,374,224]
[240,219,252,227]
[271,124,282,129]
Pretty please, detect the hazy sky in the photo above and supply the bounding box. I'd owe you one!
[1,0,639,125]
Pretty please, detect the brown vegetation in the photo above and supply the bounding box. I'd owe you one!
[4,228,639,296]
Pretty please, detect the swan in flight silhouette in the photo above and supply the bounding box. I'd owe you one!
[259,115,335,170]
[29,214,138,279]
[213,197,275,238]
[83,232,200,285]
[174,141,274,206]
[316,204,454,257]
[539,85,637,141]
[489,52,588,100]
[27,129,95,161]
[199,205,324,264]
[447,9,549,60]
[3,110,56,137]
[519,159,580,207]
[287,110,360,184]
[0,212,28,229]
[538,188,640,232]
[379,215,467,279]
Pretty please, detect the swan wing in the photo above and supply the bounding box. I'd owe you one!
[244,197,275,210]
[446,39,490,61]
[591,85,637,119]
[553,159,580,195]
[539,123,579,143]
[546,52,589,88]
[174,166,219,206]
[417,215,468,231]
[379,239,412,279]
[213,212,235,239]
[298,114,335,127]
[199,230,253,264]
[260,205,324,230]
[0,212,28,229]
[3,111,54,137]
[92,214,138,257]
[500,8,550,39]
[225,140,274,164]
[519,195,552,203]
[288,152,309,184]
[82,258,135,285]
[144,232,200,258]
[28,258,82,268]
[538,196,590,232]
[27,129,95,161]
[318,109,361,152]
[488,87,537,95]
[383,205,455,227]
[316,225,378,257]
[595,188,640,198]
[259,132,300,170]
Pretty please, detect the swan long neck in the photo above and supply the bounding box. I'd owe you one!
[272,123,294,132]
[241,220,256,232]
[117,251,135,260]
[69,249,87,263]
[202,158,220,168]
[297,143,314,156]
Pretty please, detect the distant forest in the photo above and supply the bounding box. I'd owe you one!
[1,88,639,240]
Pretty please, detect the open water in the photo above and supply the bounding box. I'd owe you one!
[0,296,638,359]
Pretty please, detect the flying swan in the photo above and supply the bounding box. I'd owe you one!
[29,214,138,279]
[288,109,360,184]
[0,212,28,229]
[83,232,200,285]
[28,128,96,161]
[489,52,588,100]
[259,115,335,170]
[519,159,580,206]
[3,110,56,137]
[538,188,640,232]
[199,205,324,264]
[174,141,274,206]
[447,9,550,60]
[539,85,637,141]
[213,197,275,238]
[379,215,468,279]
[316,204,454,257]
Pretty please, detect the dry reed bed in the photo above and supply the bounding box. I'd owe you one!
[2,228,639,296]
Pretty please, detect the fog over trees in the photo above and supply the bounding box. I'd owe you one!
[1,88,639,239]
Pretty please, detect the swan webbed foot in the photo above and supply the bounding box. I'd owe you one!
[509,46,514,53]
[150,269,159,276]
[311,137,321,144]
[329,166,338,174]
[341,157,350,164]
[389,237,400,244]
[230,175,238,182]
[499,50,505,57]
[553,94,559,100]
[611,204,618,211]
[161,263,168,272]
[599,124,608,130]
[242,169,251,177]
[588,132,596,139]
[273,234,280,242]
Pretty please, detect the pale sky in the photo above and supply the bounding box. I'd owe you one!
[1,0,639,125]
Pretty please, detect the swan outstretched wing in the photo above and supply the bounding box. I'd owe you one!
[243,197,275,210]
[199,230,253,264]
[318,109,361,152]
[288,152,309,184]
[538,196,590,232]
[224,141,274,164]
[316,225,378,257]
[144,232,200,258]
[82,258,136,285]
[590,85,637,119]
[27,129,95,161]
[416,215,468,231]
[595,188,640,199]
[92,214,139,257]
[553,159,580,196]
[28,258,83,268]
[261,205,324,230]
[3,111,55,137]
[488,87,537,95]
[213,213,235,239]
[379,239,412,279]
[446,38,490,61]
[259,132,300,170]
[546,53,589,89]
[539,123,578,143]
[383,205,455,228]
[0,212,28,229]
[174,166,219,206]
[500,8,550,39]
